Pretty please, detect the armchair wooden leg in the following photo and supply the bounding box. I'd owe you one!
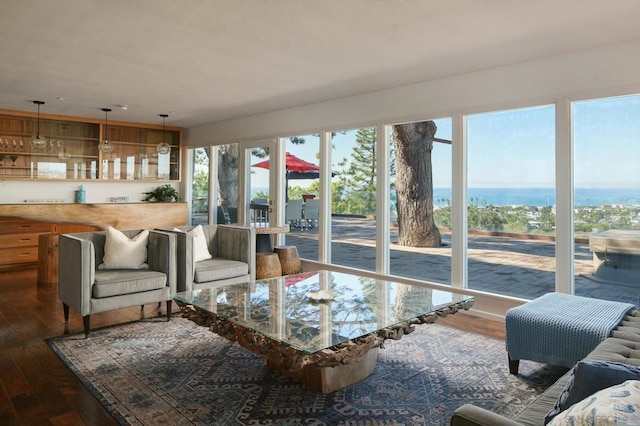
[508,355,519,375]
[63,303,70,322]
[83,315,91,338]
[166,300,172,321]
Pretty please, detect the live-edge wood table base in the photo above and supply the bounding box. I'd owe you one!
[175,297,473,393]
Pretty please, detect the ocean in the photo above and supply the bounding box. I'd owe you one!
[433,188,640,207]
[254,186,640,207]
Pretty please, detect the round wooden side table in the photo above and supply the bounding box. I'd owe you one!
[274,245,301,275]
[253,224,290,253]
[255,252,282,280]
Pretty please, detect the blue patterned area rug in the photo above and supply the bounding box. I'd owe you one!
[47,315,565,425]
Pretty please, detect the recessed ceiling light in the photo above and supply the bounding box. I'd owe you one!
[56,97,69,101]
[119,105,128,110]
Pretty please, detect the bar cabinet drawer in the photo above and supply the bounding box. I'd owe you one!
[0,221,52,235]
[0,232,44,247]
[0,247,39,265]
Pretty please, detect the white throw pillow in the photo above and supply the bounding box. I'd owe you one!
[549,380,640,425]
[188,225,212,262]
[98,227,149,270]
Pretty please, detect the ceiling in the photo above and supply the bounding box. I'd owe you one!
[1,0,640,128]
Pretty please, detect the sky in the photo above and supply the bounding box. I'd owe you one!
[251,93,640,192]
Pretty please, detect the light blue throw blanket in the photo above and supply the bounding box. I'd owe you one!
[506,292,635,368]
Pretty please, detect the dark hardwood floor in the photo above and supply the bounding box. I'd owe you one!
[0,265,505,425]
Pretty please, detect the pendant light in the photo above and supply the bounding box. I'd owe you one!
[57,124,72,160]
[31,101,48,150]
[156,114,171,155]
[98,108,114,153]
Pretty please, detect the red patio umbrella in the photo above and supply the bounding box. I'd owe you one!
[252,153,321,201]
[252,152,320,173]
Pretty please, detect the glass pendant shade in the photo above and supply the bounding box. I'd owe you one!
[157,114,171,155]
[30,101,48,150]
[57,141,72,160]
[99,108,114,153]
[98,139,114,153]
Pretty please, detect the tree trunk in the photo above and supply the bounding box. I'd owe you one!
[392,121,441,247]
[217,144,239,208]
[392,283,434,321]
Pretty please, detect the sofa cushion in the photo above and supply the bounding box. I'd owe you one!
[548,380,640,425]
[545,360,640,424]
[194,258,249,283]
[189,225,213,262]
[173,225,213,262]
[93,270,167,298]
[99,227,149,270]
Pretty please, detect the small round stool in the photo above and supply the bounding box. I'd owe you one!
[255,252,282,280]
[274,245,301,275]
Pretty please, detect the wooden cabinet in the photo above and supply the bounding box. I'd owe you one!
[0,219,52,267]
[0,110,181,181]
[0,217,102,270]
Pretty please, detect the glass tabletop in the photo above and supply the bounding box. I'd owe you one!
[173,270,473,354]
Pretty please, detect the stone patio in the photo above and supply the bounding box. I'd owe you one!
[284,216,639,306]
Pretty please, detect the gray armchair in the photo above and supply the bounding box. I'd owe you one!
[58,229,177,337]
[164,224,255,292]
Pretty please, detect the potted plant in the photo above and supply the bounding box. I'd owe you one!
[143,184,181,202]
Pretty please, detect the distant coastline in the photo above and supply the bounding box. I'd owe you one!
[433,188,640,207]
[255,186,640,207]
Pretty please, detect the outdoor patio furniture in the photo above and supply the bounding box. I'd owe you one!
[285,199,304,229]
[303,198,320,229]
[250,199,269,224]
[589,229,640,283]
[216,206,238,224]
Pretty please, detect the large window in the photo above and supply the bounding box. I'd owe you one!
[330,127,377,271]
[573,94,640,305]
[388,118,453,284]
[187,90,640,315]
[191,147,209,225]
[216,144,239,225]
[283,134,321,260]
[466,105,556,299]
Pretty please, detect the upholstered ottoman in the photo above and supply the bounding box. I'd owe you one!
[505,292,634,374]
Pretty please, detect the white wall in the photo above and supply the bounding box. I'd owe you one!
[186,39,640,145]
[0,180,179,204]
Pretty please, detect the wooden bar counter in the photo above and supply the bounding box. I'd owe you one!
[0,202,188,230]
[0,202,188,273]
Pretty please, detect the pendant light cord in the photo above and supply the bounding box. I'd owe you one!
[33,100,45,138]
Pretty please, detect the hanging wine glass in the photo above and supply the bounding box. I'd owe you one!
[0,139,5,166]
[10,140,18,166]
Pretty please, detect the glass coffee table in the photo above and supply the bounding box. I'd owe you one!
[173,270,473,393]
